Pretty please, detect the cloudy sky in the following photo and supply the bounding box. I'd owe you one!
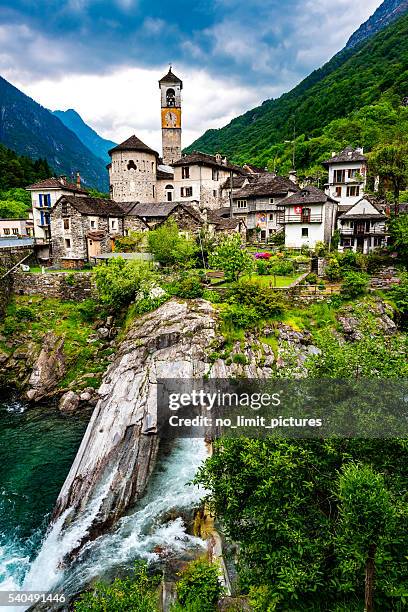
[0,0,383,151]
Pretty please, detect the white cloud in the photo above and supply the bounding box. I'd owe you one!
[8,66,269,153]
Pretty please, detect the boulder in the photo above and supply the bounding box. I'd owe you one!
[26,332,66,401]
[59,391,80,413]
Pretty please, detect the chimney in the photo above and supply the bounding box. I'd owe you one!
[215,153,222,164]
[222,157,228,166]
[289,170,298,185]
[59,175,67,185]
[76,171,81,188]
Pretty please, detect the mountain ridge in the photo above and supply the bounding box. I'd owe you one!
[0,76,108,191]
[185,9,408,170]
[346,0,408,48]
[53,109,116,164]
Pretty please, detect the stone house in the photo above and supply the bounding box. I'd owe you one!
[280,186,338,249]
[26,175,88,243]
[337,197,388,253]
[171,152,246,210]
[323,147,368,207]
[229,173,299,243]
[51,195,125,268]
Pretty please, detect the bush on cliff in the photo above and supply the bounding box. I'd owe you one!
[148,219,199,268]
[93,258,158,310]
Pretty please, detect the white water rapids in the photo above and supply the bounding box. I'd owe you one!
[0,439,207,610]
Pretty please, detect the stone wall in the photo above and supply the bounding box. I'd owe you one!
[12,272,96,301]
[0,245,37,316]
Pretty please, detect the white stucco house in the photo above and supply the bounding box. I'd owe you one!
[337,197,388,253]
[281,186,338,249]
[323,146,367,207]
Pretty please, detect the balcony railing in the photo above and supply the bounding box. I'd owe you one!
[285,215,322,223]
[340,227,386,236]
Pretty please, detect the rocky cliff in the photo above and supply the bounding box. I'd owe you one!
[346,0,408,49]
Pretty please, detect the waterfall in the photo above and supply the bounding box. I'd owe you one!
[0,439,207,609]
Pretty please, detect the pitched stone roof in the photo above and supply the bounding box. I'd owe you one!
[233,174,299,199]
[26,177,88,194]
[323,146,367,166]
[221,175,251,190]
[159,68,183,88]
[157,169,174,181]
[281,185,337,206]
[58,195,125,217]
[108,135,159,157]
[172,151,246,174]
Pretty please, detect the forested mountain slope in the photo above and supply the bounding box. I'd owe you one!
[186,12,408,173]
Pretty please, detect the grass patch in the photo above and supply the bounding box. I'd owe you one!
[241,274,300,288]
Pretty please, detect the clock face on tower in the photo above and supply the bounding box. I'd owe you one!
[161,107,181,129]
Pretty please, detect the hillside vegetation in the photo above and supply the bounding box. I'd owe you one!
[186,13,408,177]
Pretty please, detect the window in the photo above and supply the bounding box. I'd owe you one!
[12,228,19,235]
[302,228,309,237]
[65,238,71,249]
[39,194,51,207]
[182,166,190,179]
[236,199,247,209]
[301,208,311,223]
[166,88,176,107]
[63,218,70,231]
[3,228,10,235]
[269,214,274,221]
[346,186,360,197]
[334,169,345,183]
[124,229,129,237]
[212,168,219,181]
[127,160,137,170]
[269,198,274,204]
[213,190,217,198]
[152,185,155,198]
[110,219,117,230]
[335,186,342,198]
[348,169,357,179]
[165,185,174,202]
[181,187,193,197]
[90,219,96,229]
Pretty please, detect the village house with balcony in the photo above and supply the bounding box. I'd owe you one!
[323,146,367,206]
[337,197,388,254]
[280,186,338,249]
[228,173,299,243]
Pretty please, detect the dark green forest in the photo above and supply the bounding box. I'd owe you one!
[186,12,408,178]
[0,144,53,218]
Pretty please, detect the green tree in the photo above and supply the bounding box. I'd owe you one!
[208,234,254,282]
[0,199,28,219]
[370,143,408,213]
[148,219,198,268]
[93,258,158,310]
[74,562,159,611]
[336,464,395,612]
[340,270,369,299]
[388,213,408,262]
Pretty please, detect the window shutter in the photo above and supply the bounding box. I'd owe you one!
[39,194,43,207]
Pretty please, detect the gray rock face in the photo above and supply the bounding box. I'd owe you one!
[26,332,65,401]
[59,391,80,413]
[52,299,218,545]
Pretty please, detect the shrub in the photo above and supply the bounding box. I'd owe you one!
[221,303,260,329]
[202,289,222,303]
[114,231,146,253]
[389,273,408,327]
[174,273,204,299]
[74,562,159,611]
[2,316,20,335]
[14,306,35,321]
[229,281,284,319]
[175,558,223,612]
[93,258,158,310]
[314,241,328,257]
[270,260,294,276]
[305,273,317,285]
[256,260,269,276]
[232,353,248,365]
[325,258,343,281]
[340,271,370,299]
[65,272,77,287]
[77,299,99,323]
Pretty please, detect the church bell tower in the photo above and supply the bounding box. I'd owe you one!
[159,67,182,165]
